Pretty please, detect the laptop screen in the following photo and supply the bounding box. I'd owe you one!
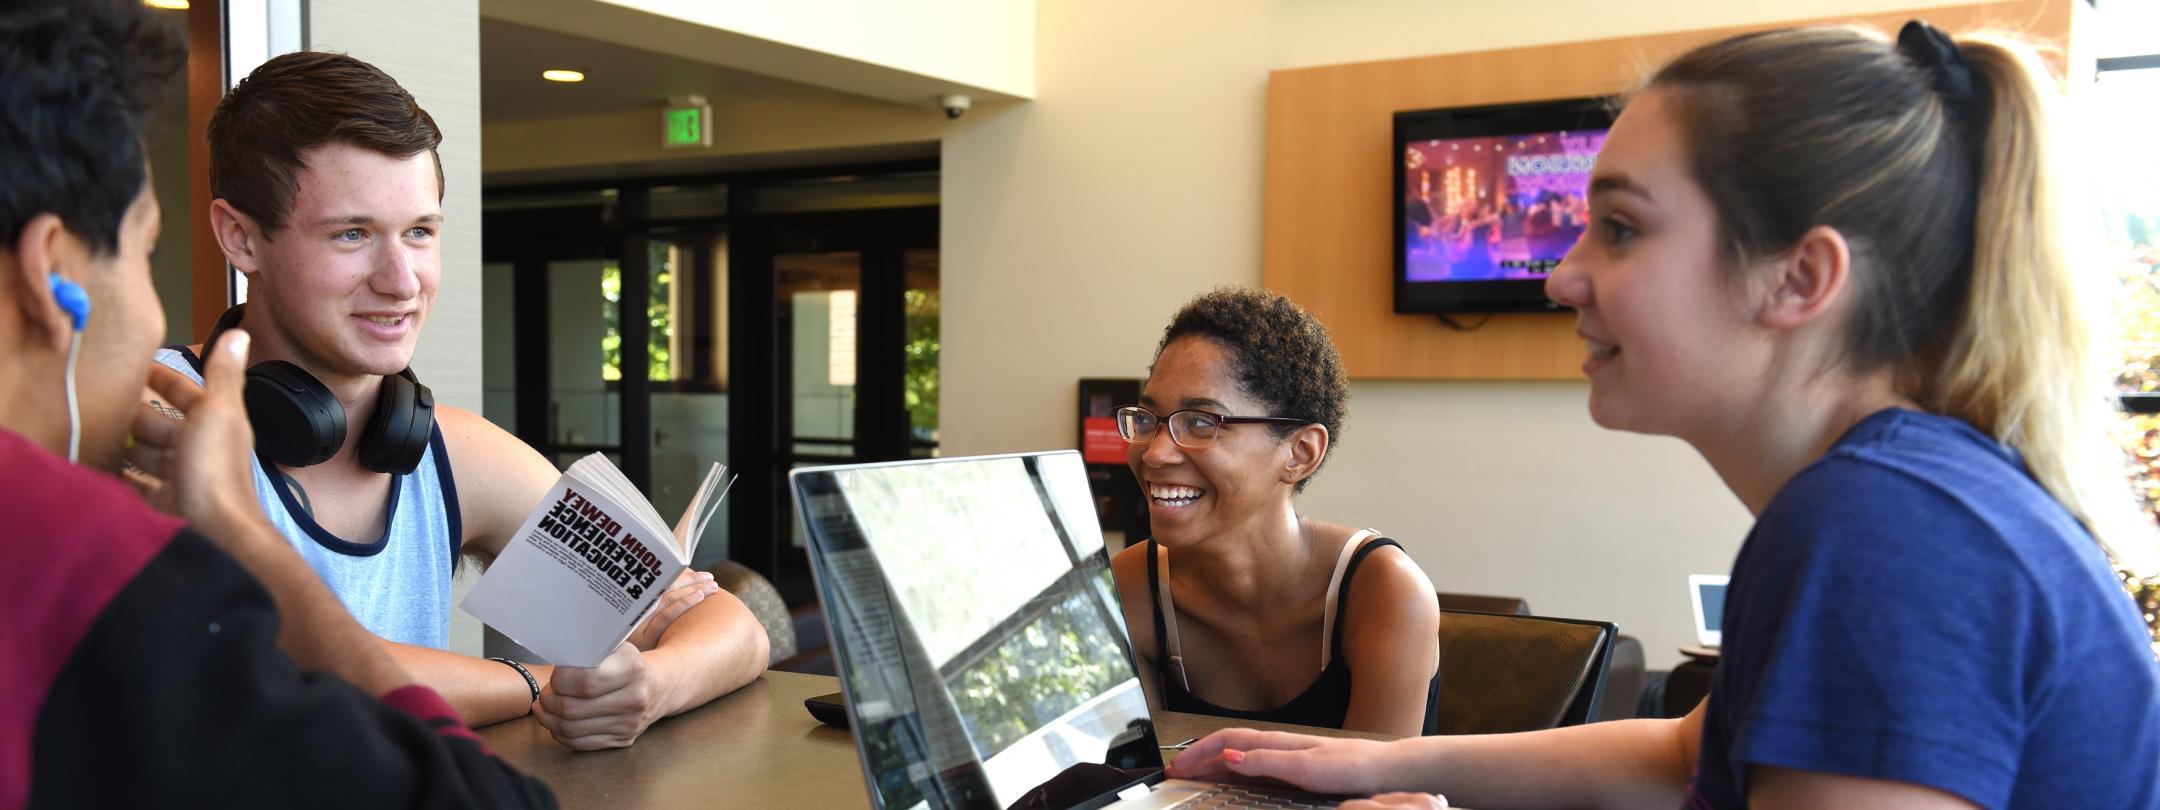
[792,452,1163,809]
[1690,574,1729,647]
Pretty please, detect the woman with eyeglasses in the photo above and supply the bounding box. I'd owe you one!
[1166,22,2160,809]
[1108,286,1442,737]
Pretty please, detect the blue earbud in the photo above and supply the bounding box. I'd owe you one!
[48,274,89,331]
[49,272,89,463]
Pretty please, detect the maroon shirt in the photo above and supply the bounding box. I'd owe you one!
[0,428,552,808]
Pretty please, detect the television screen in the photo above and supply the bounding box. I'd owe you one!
[1394,98,1613,314]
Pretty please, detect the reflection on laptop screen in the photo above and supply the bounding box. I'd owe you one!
[793,452,1160,809]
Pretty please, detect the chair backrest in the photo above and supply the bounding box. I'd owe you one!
[709,561,797,665]
[1595,634,1646,723]
[1432,609,1616,735]
[1434,591,1532,616]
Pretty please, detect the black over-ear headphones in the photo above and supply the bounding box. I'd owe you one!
[207,304,435,474]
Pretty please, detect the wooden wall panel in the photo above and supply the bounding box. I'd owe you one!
[1262,0,2067,381]
[187,2,225,340]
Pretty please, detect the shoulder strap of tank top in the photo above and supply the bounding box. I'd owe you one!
[1319,529,1395,669]
[1145,539,1190,691]
[163,344,205,377]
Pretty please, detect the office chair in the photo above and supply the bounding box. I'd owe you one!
[1434,591,1532,615]
[1596,634,1646,722]
[1431,609,1617,735]
[1424,597,1647,720]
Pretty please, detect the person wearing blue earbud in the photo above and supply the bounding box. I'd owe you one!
[0,1,556,806]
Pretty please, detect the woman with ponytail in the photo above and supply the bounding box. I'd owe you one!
[1165,21,2160,809]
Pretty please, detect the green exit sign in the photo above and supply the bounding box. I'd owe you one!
[662,99,711,149]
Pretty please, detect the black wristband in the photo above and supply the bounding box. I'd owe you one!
[488,656,540,708]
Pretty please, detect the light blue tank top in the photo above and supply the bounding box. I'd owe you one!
[154,347,461,649]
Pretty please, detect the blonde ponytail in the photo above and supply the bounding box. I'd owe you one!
[1930,34,2158,571]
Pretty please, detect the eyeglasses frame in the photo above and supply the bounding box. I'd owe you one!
[1113,405,1312,450]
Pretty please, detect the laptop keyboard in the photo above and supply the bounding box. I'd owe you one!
[1169,784,1340,808]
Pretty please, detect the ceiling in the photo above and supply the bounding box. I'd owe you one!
[481,17,846,125]
[476,15,945,184]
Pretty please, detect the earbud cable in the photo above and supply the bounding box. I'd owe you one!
[65,330,81,463]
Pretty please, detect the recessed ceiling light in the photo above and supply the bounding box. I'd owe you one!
[144,0,189,9]
[542,69,585,83]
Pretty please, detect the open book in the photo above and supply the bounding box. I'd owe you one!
[461,453,732,667]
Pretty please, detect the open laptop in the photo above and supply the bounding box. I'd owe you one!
[1686,574,1729,656]
[790,451,1340,809]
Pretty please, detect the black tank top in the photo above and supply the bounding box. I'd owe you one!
[1145,536,1440,734]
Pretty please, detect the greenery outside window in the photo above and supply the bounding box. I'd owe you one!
[600,250,675,383]
[2092,55,2160,651]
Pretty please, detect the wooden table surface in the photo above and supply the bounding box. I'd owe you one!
[479,670,1394,808]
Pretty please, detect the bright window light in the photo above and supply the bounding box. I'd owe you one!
[828,290,857,387]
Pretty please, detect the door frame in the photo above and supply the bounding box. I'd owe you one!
[730,211,938,602]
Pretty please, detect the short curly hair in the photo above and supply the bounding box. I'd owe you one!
[1152,286,1348,492]
[0,0,183,254]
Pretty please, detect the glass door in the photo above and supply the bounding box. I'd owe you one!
[777,250,863,466]
[644,231,732,567]
[483,164,938,604]
[541,258,617,466]
[737,218,937,603]
[903,249,941,458]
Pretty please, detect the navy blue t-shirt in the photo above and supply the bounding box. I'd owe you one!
[1688,409,2160,809]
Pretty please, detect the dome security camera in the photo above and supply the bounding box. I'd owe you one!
[938,93,972,120]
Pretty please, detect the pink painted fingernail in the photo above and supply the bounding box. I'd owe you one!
[1223,750,1245,765]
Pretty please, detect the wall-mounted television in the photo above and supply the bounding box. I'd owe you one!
[1394,97,1613,315]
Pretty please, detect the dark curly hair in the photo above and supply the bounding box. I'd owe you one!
[1152,286,1348,492]
[0,0,184,254]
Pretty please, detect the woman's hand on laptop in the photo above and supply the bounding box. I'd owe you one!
[1340,793,1450,808]
[536,641,662,750]
[1168,729,1403,798]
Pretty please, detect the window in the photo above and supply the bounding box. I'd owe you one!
[2089,11,2160,651]
[600,243,678,383]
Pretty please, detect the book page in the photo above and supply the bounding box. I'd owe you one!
[565,454,670,542]
[670,462,733,564]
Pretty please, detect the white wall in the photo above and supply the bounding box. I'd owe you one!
[309,0,487,655]
[940,0,1942,670]
[1266,0,2002,69]
[309,0,485,414]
